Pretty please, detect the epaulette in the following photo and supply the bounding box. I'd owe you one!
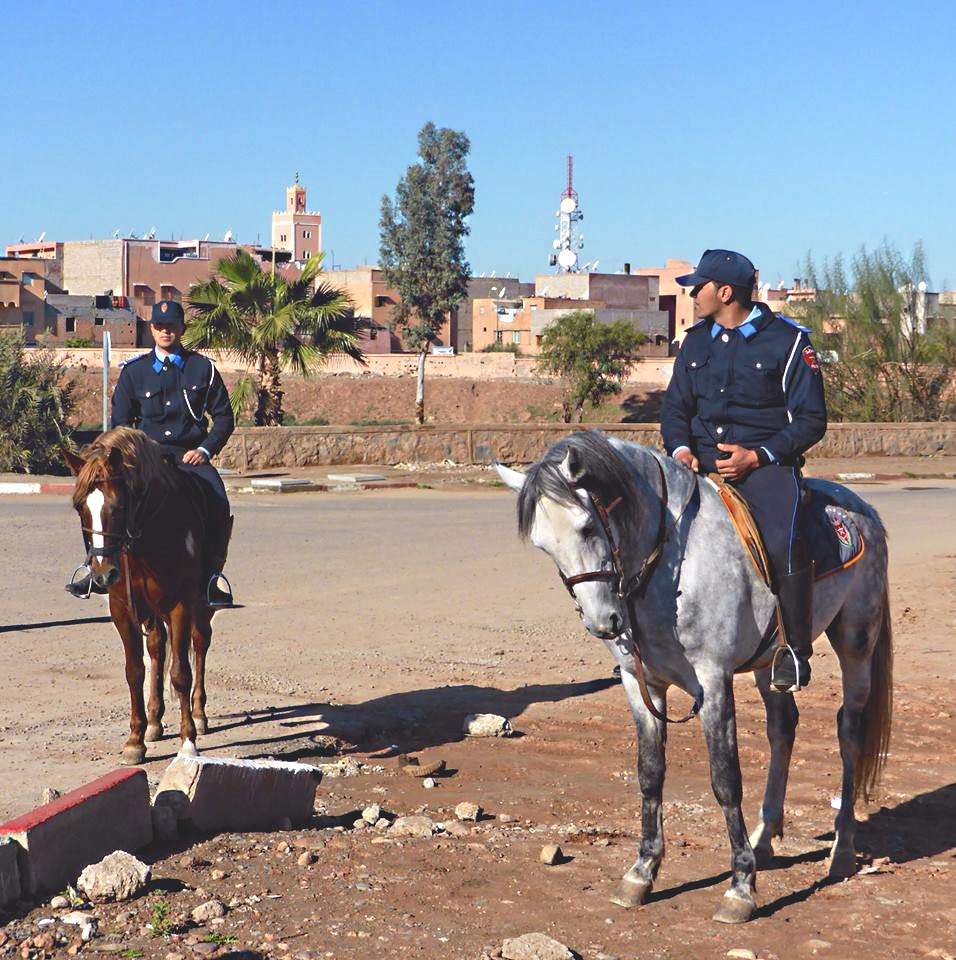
[776,314,811,333]
[119,353,150,368]
[684,317,711,334]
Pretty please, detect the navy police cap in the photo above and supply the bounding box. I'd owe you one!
[676,249,756,289]
[150,300,185,324]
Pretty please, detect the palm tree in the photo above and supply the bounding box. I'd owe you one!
[185,249,365,425]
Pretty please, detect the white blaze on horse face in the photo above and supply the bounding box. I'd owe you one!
[532,495,623,638]
[86,488,106,553]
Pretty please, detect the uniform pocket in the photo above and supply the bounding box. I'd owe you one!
[183,382,209,420]
[739,354,783,403]
[136,390,163,418]
[684,355,711,398]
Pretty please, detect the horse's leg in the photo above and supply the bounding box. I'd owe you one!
[109,594,148,765]
[190,608,213,736]
[610,670,667,909]
[749,666,799,867]
[168,602,198,756]
[145,618,167,742]
[700,674,757,924]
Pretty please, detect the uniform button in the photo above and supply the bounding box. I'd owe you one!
[166,401,171,406]
[164,430,172,436]
[721,333,730,343]
[756,362,762,369]
[719,388,725,393]
[145,391,151,397]
[716,426,724,435]
[690,361,697,368]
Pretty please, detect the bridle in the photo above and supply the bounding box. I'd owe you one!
[558,455,700,725]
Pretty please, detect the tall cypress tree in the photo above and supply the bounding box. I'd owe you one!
[380,122,475,424]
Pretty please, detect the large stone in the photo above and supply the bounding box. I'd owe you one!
[0,837,20,907]
[463,713,514,737]
[191,899,227,923]
[77,850,150,903]
[454,802,482,822]
[501,932,575,960]
[388,816,435,839]
[0,769,152,896]
[153,755,320,834]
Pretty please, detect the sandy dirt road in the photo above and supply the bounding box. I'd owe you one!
[0,481,954,958]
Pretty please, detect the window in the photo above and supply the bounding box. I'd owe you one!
[530,303,537,311]
[280,234,287,243]
[495,330,503,343]
[512,331,521,344]
[303,230,311,239]
[23,311,34,327]
[479,305,485,315]
[65,317,76,333]
[94,317,104,326]
[21,272,38,286]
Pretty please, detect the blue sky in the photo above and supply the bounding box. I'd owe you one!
[5,0,956,287]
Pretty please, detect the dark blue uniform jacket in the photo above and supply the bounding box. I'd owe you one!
[111,349,235,457]
[661,303,827,473]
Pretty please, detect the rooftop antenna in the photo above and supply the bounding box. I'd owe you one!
[490,270,496,278]
[223,229,233,243]
[202,232,210,241]
[37,231,46,243]
[112,229,120,238]
[591,259,600,272]
[147,227,156,240]
[550,154,584,273]
[17,235,24,243]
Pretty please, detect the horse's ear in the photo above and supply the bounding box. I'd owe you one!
[494,462,526,493]
[62,448,85,476]
[108,446,124,469]
[559,446,588,486]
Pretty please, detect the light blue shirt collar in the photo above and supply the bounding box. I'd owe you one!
[152,347,185,373]
[711,305,762,340]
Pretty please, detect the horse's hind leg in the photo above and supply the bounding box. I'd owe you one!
[145,618,167,742]
[168,602,198,755]
[190,609,213,736]
[110,595,148,765]
[700,675,757,924]
[749,666,799,867]
[611,672,667,909]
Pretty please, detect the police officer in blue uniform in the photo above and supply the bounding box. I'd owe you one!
[661,250,827,692]
[66,300,236,606]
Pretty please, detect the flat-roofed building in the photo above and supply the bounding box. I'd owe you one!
[271,178,321,263]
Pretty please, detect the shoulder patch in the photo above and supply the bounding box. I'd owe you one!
[776,313,811,333]
[119,353,150,368]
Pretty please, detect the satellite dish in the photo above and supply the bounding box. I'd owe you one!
[552,239,561,250]
[540,285,549,297]
[559,197,577,214]
[505,272,511,279]
[490,271,496,278]
[112,229,120,239]
[147,227,156,239]
[479,272,485,278]
[499,288,507,299]
[917,280,928,292]
[558,249,577,270]
[202,233,210,242]
[223,230,233,242]
[37,231,46,243]
[592,260,600,272]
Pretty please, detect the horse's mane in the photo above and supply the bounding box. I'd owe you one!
[517,430,646,539]
[72,427,175,508]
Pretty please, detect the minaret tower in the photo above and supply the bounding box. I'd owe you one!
[271,173,322,262]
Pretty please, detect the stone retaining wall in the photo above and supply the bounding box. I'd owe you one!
[216,422,956,471]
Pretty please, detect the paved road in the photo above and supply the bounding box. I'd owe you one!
[0,480,953,820]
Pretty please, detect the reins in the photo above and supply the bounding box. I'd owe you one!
[560,455,700,726]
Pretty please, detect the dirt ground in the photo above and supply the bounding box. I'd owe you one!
[1,481,954,960]
[65,370,663,428]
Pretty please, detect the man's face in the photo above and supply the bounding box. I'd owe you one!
[691,280,728,318]
[150,320,185,352]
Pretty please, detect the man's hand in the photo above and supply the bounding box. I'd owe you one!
[674,448,699,473]
[716,443,758,481]
[182,449,209,466]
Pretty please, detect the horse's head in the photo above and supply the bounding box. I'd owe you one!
[496,440,630,641]
[65,445,130,592]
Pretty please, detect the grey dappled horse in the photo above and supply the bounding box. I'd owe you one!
[496,431,892,924]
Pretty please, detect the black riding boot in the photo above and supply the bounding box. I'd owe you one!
[205,515,235,608]
[65,568,108,598]
[770,562,815,693]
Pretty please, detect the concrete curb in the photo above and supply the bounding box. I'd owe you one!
[0,479,421,497]
[0,481,74,496]
[0,769,152,897]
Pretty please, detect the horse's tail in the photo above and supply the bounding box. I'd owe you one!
[856,584,894,803]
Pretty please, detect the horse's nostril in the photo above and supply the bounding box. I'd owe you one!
[610,613,622,633]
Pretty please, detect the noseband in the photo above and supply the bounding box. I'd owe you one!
[557,455,699,725]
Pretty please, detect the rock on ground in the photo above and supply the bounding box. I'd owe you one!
[539,844,563,865]
[455,802,482,821]
[463,713,514,737]
[77,851,150,903]
[191,899,227,923]
[501,932,575,960]
[388,815,435,838]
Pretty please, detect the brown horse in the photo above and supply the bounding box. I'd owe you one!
[64,427,215,765]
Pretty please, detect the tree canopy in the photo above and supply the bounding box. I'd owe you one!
[536,310,647,423]
[185,250,364,426]
[794,241,956,421]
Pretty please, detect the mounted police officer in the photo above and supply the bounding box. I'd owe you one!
[66,300,236,607]
[661,250,827,692]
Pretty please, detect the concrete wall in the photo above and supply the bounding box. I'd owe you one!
[62,240,124,297]
[215,421,956,471]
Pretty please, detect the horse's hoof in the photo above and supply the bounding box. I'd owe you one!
[121,745,147,766]
[178,739,198,758]
[828,849,858,879]
[610,875,652,909]
[193,717,208,736]
[753,844,775,869]
[145,723,165,742]
[712,891,756,924]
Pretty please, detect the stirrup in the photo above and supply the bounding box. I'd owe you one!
[770,644,807,693]
[66,563,94,599]
[206,573,235,608]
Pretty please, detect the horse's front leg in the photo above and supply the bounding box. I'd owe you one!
[190,608,213,736]
[145,617,167,742]
[749,665,799,867]
[611,667,667,909]
[168,602,198,755]
[109,594,148,765]
[700,674,757,924]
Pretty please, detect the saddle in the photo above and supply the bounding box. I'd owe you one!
[705,474,866,588]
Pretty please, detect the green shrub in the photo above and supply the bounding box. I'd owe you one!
[64,337,96,348]
[0,334,76,473]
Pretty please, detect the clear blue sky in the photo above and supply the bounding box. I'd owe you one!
[5,0,956,287]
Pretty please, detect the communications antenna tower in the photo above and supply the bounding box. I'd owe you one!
[550,154,585,273]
